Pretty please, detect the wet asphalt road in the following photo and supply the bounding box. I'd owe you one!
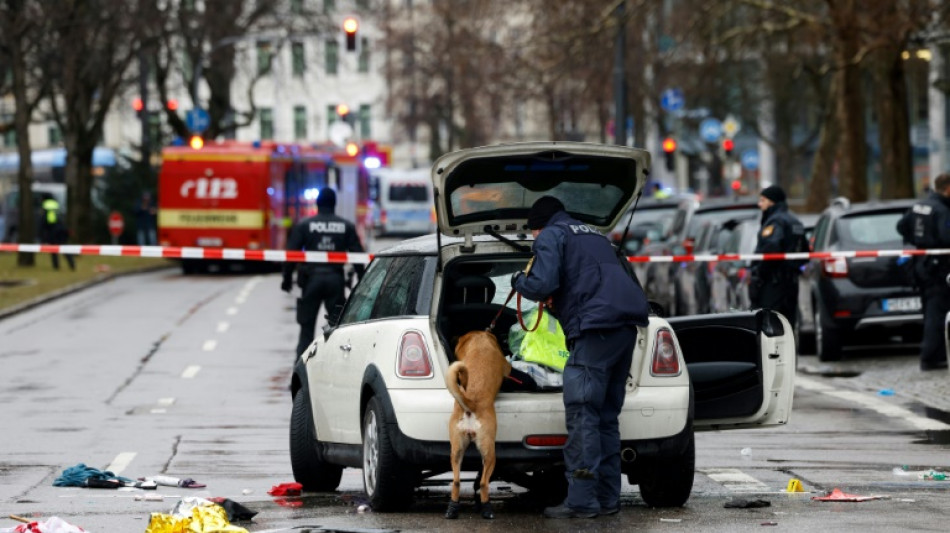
[1,243,949,532]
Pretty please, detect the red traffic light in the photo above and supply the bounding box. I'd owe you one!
[731,179,741,191]
[131,97,144,112]
[662,137,677,153]
[166,99,179,111]
[722,138,735,154]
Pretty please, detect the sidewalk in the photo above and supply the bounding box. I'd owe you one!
[800,352,950,413]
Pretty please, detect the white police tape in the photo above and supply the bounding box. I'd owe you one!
[3,243,950,264]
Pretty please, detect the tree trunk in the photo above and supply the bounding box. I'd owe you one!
[873,46,914,199]
[807,77,839,213]
[10,12,35,267]
[830,1,868,202]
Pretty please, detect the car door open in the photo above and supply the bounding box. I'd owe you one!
[668,309,795,430]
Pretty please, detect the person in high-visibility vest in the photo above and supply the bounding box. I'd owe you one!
[40,194,75,271]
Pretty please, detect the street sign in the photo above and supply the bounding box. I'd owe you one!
[660,88,684,112]
[723,115,741,138]
[108,211,124,237]
[741,149,760,171]
[699,118,722,143]
[186,108,210,133]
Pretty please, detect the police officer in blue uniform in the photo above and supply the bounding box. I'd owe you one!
[750,185,805,329]
[512,196,649,519]
[282,188,365,357]
[897,173,950,371]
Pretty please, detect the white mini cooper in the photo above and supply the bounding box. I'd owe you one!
[289,142,796,511]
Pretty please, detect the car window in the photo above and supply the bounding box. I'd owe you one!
[812,215,830,250]
[389,184,428,202]
[339,257,391,325]
[373,256,426,318]
[835,211,904,249]
[686,208,759,241]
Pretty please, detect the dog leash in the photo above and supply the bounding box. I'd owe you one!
[486,289,545,333]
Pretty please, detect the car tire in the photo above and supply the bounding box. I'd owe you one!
[290,389,343,491]
[636,429,695,508]
[814,305,842,362]
[362,396,414,511]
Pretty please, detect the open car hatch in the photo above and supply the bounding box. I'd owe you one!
[432,142,650,241]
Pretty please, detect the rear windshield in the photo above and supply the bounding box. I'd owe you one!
[834,211,904,249]
[686,207,760,240]
[623,205,678,236]
[389,184,428,202]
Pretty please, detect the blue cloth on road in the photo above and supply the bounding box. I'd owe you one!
[53,463,133,487]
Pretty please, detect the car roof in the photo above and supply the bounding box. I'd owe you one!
[374,233,519,256]
[825,198,915,217]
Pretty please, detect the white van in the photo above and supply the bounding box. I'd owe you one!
[370,168,435,236]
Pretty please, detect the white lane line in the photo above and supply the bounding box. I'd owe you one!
[157,397,175,406]
[216,321,230,333]
[150,408,167,414]
[700,468,771,492]
[106,452,137,475]
[226,307,238,316]
[181,365,201,379]
[202,339,217,352]
[796,375,950,431]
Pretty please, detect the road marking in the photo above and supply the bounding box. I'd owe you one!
[217,321,230,333]
[226,307,238,316]
[106,452,137,475]
[150,408,167,414]
[181,365,201,379]
[796,375,950,431]
[157,397,175,406]
[700,468,771,492]
[202,339,217,352]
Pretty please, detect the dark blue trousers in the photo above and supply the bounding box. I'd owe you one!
[920,285,950,369]
[562,327,637,513]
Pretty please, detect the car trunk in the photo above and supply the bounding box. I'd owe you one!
[835,210,912,289]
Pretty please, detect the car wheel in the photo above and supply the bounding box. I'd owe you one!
[814,305,842,362]
[290,389,343,491]
[636,429,695,508]
[362,396,414,511]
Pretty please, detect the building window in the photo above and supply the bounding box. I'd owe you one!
[48,124,62,145]
[325,39,339,75]
[294,106,307,140]
[323,0,335,12]
[358,37,370,73]
[359,104,371,138]
[292,42,306,76]
[260,107,274,140]
[290,0,304,14]
[257,41,273,75]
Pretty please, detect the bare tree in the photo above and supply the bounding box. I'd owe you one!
[40,0,143,243]
[0,0,46,266]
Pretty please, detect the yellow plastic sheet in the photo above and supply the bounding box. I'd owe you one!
[145,502,249,533]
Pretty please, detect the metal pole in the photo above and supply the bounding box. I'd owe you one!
[613,0,627,146]
[138,48,151,165]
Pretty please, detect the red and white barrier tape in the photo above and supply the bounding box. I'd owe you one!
[3,242,950,264]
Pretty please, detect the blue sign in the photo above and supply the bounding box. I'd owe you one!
[660,88,684,112]
[741,149,760,171]
[699,118,722,143]
[186,108,210,133]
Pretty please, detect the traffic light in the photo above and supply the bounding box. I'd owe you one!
[662,137,676,172]
[336,103,351,123]
[731,179,741,191]
[722,138,734,158]
[132,97,144,113]
[189,134,204,150]
[166,99,179,112]
[343,17,358,52]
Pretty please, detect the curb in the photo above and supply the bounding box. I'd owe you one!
[0,263,175,322]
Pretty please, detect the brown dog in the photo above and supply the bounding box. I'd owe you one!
[444,330,512,519]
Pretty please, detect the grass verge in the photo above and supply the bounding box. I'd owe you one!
[0,252,174,313]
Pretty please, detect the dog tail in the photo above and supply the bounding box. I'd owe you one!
[445,361,473,413]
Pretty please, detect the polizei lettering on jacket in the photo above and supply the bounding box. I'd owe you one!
[569,224,600,235]
[309,221,347,233]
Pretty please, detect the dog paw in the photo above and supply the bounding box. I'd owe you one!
[480,501,494,519]
[445,500,461,519]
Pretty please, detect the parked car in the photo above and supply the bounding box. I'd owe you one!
[806,198,921,361]
[1,182,67,243]
[288,142,796,512]
[645,197,760,316]
[608,193,696,255]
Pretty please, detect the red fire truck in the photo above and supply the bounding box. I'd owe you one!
[158,140,384,273]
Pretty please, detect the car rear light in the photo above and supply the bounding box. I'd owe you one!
[651,328,681,376]
[396,331,432,378]
[822,257,848,278]
[833,310,851,318]
[524,435,567,448]
[380,210,387,224]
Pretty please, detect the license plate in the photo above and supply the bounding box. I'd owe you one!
[882,297,921,312]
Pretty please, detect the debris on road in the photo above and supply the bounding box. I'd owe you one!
[724,498,771,509]
[785,479,805,492]
[811,488,886,502]
[2,516,85,533]
[267,482,302,496]
[52,463,134,488]
[145,497,249,533]
[139,475,207,488]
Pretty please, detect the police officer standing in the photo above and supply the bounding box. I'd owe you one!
[512,196,649,519]
[897,173,950,371]
[40,193,75,271]
[282,188,365,358]
[750,185,805,329]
